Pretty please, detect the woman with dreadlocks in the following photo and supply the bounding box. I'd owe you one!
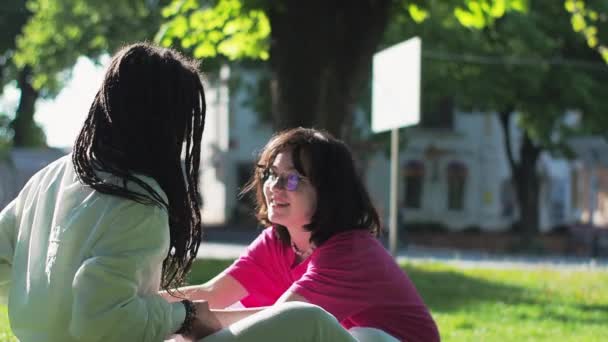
[0,43,361,342]
[0,43,213,341]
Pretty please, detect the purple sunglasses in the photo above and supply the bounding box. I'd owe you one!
[261,168,305,191]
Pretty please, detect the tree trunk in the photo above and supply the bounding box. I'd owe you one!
[499,109,542,240]
[11,66,41,147]
[267,0,391,139]
[516,133,541,236]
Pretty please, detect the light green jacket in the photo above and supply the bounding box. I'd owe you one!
[0,155,185,341]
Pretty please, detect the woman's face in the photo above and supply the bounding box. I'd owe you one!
[263,149,317,231]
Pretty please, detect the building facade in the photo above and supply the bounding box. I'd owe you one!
[197,66,590,232]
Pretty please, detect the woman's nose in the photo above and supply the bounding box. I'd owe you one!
[269,175,285,190]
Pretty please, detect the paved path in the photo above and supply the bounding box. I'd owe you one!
[198,228,608,270]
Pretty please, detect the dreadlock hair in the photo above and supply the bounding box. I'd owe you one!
[72,42,205,290]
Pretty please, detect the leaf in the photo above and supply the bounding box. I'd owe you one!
[507,0,528,12]
[170,15,189,38]
[454,7,486,29]
[571,13,586,32]
[588,10,598,21]
[584,26,597,36]
[193,42,216,58]
[489,0,506,18]
[160,0,270,60]
[600,46,608,63]
[408,4,429,23]
[161,0,185,18]
[564,0,575,13]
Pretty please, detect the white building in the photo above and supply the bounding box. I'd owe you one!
[198,66,595,232]
[198,66,273,225]
[1,68,601,234]
[364,112,579,232]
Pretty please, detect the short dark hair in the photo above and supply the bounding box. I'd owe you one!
[244,127,381,247]
[72,42,206,289]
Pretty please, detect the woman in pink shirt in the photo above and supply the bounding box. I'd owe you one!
[171,128,440,341]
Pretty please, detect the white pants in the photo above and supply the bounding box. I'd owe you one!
[197,302,399,342]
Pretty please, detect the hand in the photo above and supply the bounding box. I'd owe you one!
[159,290,183,303]
[184,301,223,340]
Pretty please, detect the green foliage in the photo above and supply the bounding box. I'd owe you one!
[0,113,13,160]
[10,120,47,148]
[0,0,30,92]
[158,0,527,63]
[454,0,528,28]
[385,0,608,153]
[565,0,608,63]
[14,0,167,96]
[157,0,270,61]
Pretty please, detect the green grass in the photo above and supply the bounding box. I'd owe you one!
[1,259,606,341]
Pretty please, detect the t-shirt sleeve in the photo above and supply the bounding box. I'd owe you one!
[225,228,281,306]
[0,199,17,304]
[69,202,185,341]
[289,238,373,321]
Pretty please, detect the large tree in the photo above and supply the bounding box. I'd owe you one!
[0,0,39,147]
[158,0,608,238]
[158,0,526,139]
[386,1,608,238]
[7,0,170,146]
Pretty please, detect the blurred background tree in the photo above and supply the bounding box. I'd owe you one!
[5,0,170,147]
[384,0,608,239]
[157,0,527,139]
[0,0,40,147]
[5,0,607,239]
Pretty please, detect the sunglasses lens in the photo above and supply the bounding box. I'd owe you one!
[286,174,299,191]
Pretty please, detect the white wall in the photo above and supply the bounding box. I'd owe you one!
[199,66,273,225]
[364,112,572,232]
[200,67,231,224]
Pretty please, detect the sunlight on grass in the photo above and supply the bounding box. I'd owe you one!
[0,259,606,341]
[404,262,608,341]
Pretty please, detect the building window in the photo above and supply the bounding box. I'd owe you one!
[447,161,467,210]
[403,160,424,209]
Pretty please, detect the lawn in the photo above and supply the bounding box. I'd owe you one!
[0,259,606,341]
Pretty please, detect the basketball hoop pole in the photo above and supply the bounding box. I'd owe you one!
[389,128,399,257]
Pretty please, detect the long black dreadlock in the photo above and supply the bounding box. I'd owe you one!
[72,42,205,290]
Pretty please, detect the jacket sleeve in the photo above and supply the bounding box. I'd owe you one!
[69,203,185,342]
[0,199,17,305]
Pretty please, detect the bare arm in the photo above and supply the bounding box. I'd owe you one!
[161,273,248,309]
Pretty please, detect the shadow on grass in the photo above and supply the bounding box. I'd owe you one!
[513,306,607,325]
[576,303,608,312]
[185,260,608,327]
[403,264,529,312]
[403,264,608,326]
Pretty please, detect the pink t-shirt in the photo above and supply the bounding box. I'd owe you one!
[227,227,440,342]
